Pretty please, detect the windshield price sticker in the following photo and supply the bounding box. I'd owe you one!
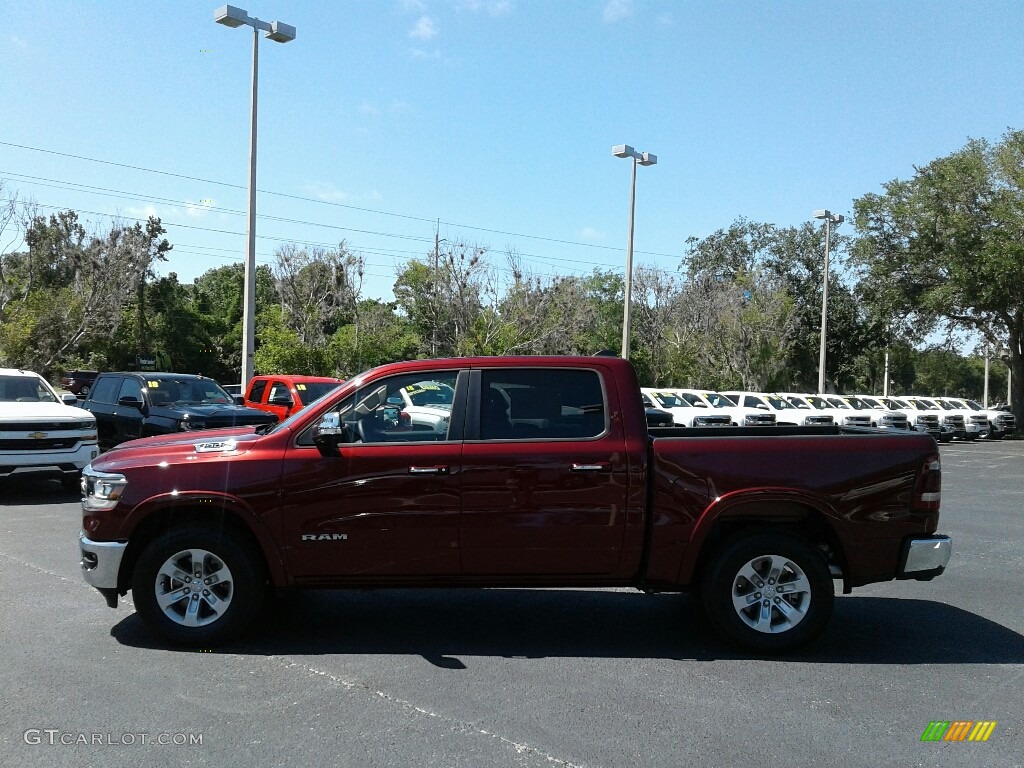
[296,384,306,390]
[148,381,160,388]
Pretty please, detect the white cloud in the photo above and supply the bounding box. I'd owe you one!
[183,200,214,219]
[398,0,426,12]
[10,35,27,49]
[603,0,632,23]
[410,48,443,61]
[579,227,606,241]
[409,15,438,40]
[305,182,356,204]
[657,13,673,27]
[304,183,382,205]
[358,102,379,115]
[459,0,513,15]
[124,204,163,220]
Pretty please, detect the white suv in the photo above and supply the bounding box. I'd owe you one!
[939,397,1013,439]
[0,368,99,489]
[675,389,776,427]
[641,389,732,427]
[720,391,833,426]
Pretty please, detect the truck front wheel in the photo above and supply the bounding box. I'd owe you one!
[701,532,833,652]
[131,527,265,646]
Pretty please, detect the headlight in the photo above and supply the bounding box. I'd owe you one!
[179,415,206,431]
[82,468,128,511]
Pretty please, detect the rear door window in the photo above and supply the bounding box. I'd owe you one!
[478,368,606,440]
[90,376,122,404]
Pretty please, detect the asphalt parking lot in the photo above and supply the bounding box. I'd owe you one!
[1,439,1022,768]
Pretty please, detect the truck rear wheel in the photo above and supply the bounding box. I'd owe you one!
[701,532,833,652]
[131,526,265,646]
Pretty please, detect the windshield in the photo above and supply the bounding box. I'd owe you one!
[703,392,734,408]
[842,397,871,410]
[652,392,690,408]
[825,397,852,410]
[783,396,811,409]
[765,395,795,410]
[860,397,883,408]
[299,382,343,402]
[146,377,233,406]
[0,374,59,403]
[805,396,832,409]
[400,381,455,408]
[963,399,984,410]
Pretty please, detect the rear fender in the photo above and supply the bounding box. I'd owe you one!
[676,489,844,587]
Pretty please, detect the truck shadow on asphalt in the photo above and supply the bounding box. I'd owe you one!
[110,588,1024,665]
[0,476,79,505]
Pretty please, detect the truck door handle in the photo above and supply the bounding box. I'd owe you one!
[409,465,449,475]
[571,463,610,472]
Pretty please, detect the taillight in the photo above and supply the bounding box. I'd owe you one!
[913,452,941,511]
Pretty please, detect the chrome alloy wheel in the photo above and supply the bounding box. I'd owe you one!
[154,548,234,628]
[730,554,812,634]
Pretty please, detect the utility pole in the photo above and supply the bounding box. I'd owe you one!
[432,222,440,357]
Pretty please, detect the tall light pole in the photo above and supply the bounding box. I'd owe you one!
[813,209,843,394]
[612,145,657,359]
[215,5,296,390]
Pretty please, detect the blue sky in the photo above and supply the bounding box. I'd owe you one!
[3,0,1024,305]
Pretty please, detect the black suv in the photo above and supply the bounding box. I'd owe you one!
[81,372,278,451]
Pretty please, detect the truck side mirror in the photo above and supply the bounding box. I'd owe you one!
[118,396,145,411]
[62,393,79,405]
[313,412,354,457]
[233,395,245,406]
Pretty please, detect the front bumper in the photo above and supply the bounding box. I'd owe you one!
[79,533,127,607]
[0,442,98,477]
[897,534,952,581]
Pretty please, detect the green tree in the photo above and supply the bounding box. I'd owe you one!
[853,129,1024,420]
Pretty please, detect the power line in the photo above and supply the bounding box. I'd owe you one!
[5,199,621,283]
[3,187,644,274]
[0,139,680,260]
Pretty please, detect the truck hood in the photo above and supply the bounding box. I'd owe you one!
[95,425,265,469]
[150,403,278,425]
[0,400,94,422]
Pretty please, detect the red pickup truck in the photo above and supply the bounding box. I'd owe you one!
[242,374,344,421]
[78,356,951,651]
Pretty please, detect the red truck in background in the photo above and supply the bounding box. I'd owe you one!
[243,374,344,422]
[78,356,951,652]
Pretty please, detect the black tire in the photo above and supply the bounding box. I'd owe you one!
[131,526,265,646]
[700,532,834,652]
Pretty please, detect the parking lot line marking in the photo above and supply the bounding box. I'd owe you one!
[273,656,584,768]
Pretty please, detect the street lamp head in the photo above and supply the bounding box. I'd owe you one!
[639,152,657,166]
[813,209,844,224]
[266,20,296,42]
[214,4,249,27]
[612,144,635,158]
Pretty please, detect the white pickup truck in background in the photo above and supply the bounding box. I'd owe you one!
[640,389,732,427]
[0,368,98,490]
